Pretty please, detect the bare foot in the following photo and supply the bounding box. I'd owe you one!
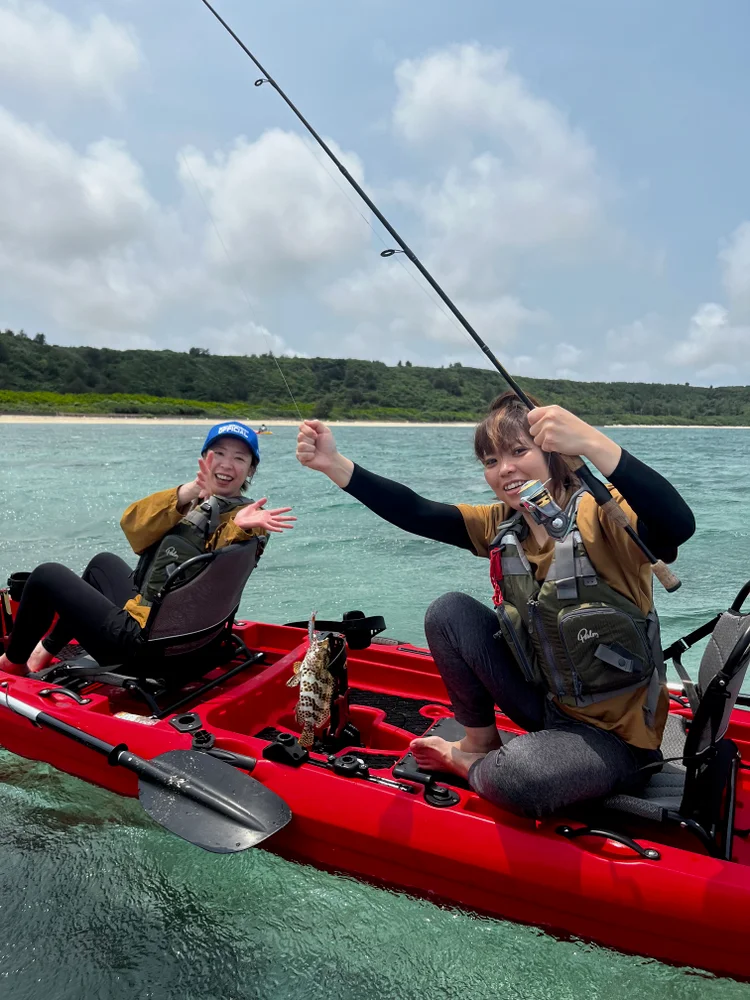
[27,641,53,673]
[0,652,27,676]
[456,729,502,755]
[410,736,489,779]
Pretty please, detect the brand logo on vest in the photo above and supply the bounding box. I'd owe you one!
[218,422,249,440]
[577,627,599,642]
[165,546,179,559]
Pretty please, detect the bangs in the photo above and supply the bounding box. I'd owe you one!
[473,389,578,501]
[474,394,533,461]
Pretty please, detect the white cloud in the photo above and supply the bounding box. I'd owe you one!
[0,0,142,103]
[667,222,750,383]
[317,43,602,366]
[393,45,601,254]
[178,130,370,290]
[0,106,183,335]
[194,321,303,358]
[670,303,750,377]
[598,317,668,382]
[720,221,750,316]
[0,107,154,258]
[552,342,582,375]
[0,103,376,348]
[323,261,542,364]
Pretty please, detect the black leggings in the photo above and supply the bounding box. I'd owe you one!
[424,591,662,818]
[7,553,143,667]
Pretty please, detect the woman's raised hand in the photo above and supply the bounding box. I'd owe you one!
[196,451,216,499]
[528,405,621,478]
[234,498,296,534]
[177,451,216,508]
[295,420,354,488]
[296,419,338,472]
[527,405,595,456]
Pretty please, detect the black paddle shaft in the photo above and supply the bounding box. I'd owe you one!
[0,685,292,852]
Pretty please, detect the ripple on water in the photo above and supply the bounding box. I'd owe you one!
[1,424,749,997]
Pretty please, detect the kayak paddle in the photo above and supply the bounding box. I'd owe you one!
[0,683,291,853]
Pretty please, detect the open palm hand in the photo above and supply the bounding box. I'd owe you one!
[234,498,296,534]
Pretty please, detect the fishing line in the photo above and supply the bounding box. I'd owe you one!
[178,150,304,421]
[196,0,681,591]
[198,0,510,384]
[286,129,480,358]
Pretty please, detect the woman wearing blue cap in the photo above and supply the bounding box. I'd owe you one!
[0,422,294,676]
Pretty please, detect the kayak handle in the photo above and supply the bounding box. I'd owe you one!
[37,687,91,706]
[556,824,661,860]
[391,765,461,807]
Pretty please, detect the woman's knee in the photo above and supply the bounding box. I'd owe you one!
[469,744,565,819]
[84,552,122,574]
[424,591,486,639]
[28,562,69,588]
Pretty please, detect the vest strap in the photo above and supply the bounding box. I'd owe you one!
[643,669,662,728]
[550,532,577,600]
[499,554,532,576]
[594,643,642,673]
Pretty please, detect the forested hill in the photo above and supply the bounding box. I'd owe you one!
[1,328,748,424]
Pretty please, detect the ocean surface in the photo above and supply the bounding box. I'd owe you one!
[1,422,749,999]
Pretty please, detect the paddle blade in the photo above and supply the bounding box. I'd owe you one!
[137,750,291,853]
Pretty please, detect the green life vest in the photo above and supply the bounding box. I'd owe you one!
[134,494,256,607]
[490,491,667,725]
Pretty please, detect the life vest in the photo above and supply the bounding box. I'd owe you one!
[134,494,257,607]
[490,490,666,725]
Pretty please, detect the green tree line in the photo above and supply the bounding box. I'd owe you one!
[1,327,749,424]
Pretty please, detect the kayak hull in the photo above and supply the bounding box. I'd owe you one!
[2,619,750,980]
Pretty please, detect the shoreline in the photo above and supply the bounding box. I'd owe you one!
[0,415,749,430]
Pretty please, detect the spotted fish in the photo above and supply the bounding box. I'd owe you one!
[286,613,335,749]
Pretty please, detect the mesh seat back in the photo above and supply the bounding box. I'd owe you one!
[146,539,263,646]
[688,609,750,756]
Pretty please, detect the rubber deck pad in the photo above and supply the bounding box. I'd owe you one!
[397,716,473,790]
[347,689,442,735]
[254,690,440,747]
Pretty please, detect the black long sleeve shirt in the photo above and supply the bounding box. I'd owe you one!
[344,449,695,563]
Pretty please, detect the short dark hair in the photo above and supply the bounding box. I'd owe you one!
[473,390,577,501]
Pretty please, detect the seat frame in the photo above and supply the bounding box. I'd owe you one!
[40,543,265,718]
[565,580,750,861]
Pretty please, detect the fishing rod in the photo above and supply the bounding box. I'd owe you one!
[197,0,680,593]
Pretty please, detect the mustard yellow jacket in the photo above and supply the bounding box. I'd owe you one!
[120,487,264,627]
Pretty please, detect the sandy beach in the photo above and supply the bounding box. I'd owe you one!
[0,415,480,428]
[0,415,748,429]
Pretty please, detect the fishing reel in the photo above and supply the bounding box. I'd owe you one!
[517,480,574,540]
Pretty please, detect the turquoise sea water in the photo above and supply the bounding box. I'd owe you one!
[1,422,749,998]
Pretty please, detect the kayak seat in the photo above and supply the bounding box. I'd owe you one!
[593,582,750,859]
[39,539,265,718]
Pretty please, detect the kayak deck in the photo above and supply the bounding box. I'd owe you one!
[3,618,750,979]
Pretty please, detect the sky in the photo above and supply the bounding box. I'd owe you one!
[0,0,749,385]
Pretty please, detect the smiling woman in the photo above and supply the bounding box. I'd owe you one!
[296,392,695,818]
[0,420,296,677]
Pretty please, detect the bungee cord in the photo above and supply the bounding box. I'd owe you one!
[197,0,681,592]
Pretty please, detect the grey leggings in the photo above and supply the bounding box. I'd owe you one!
[424,592,662,819]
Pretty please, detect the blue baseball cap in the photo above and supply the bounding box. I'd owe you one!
[201,421,260,464]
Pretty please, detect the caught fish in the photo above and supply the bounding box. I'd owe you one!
[286,613,335,749]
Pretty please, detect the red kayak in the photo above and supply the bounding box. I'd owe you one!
[2,597,750,979]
